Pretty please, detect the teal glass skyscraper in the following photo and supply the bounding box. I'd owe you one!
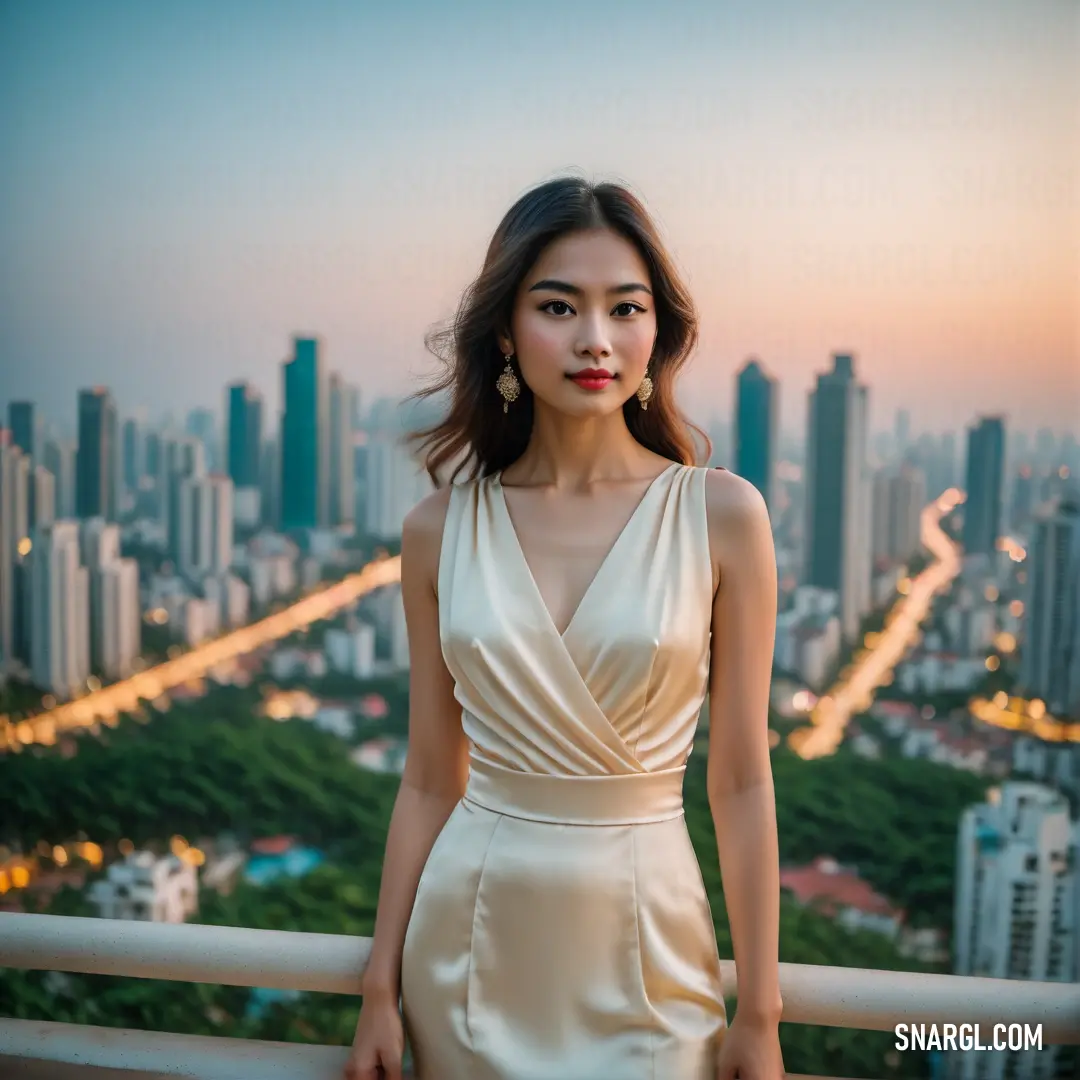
[734,358,777,511]
[227,381,263,489]
[279,338,327,530]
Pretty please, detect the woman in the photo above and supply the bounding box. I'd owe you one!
[344,175,784,1080]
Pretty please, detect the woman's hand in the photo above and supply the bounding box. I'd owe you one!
[342,991,406,1080]
[715,1012,785,1080]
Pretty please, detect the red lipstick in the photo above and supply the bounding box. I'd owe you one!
[568,367,615,391]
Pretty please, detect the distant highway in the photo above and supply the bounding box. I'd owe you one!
[789,489,965,760]
[1,556,402,752]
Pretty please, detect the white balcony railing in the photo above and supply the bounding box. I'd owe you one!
[1,913,1078,1079]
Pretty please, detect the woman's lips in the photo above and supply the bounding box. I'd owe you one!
[568,370,615,391]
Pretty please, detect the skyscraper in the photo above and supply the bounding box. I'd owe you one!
[280,337,328,530]
[366,434,434,539]
[1020,495,1080,718]
[30,466,56,529]
[962,416,1006,557]
[177,473,234,578]
[804,352,871,640]
[144,430,162,486]
[7,401,36,460]
[329,373,356,527]
[893,408,911,456]
[80,519,141,680]
[185,407,220,473]
[30,521,90,699]
[162,436,206,564]
[227,381,263,490]
[77,387,118,521]
[1009,465,1036,532]
[121,417,142,495]
[952,782,1077,1079]
[260,437,280,531]
[43,438,78,519]
[0,442,31,670]
[734,357,777,510]
[871,464,927,567]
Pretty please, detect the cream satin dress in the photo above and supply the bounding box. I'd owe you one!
[400,462,727,1080]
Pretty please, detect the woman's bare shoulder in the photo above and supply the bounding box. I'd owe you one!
[403,484,454,543]
[400,486,454,598]
[702,467,771,558]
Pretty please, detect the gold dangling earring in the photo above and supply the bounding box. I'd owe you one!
[636,366,654,411]
[496,353,521,414]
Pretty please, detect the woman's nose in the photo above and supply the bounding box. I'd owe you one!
[575,316,612,358]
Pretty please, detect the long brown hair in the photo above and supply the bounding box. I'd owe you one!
[405,173,710,486]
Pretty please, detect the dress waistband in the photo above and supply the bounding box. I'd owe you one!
[462,756,686,825]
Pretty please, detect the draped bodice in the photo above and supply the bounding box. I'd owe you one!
[437,463,714,778]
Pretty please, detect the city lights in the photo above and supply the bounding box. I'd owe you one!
[792,494,962,760]
[0,557,401,751]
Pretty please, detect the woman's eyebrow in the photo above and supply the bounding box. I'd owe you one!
[527,278,653,296]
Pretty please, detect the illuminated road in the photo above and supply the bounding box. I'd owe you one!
[789,490,965,760]
[0,556,402,752]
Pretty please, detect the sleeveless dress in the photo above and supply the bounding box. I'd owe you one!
[399,462,727,1080]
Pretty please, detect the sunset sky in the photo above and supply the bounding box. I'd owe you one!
[2,0,1077,436]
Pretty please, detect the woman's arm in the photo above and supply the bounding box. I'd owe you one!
[360,487,471,1001]
[704,469,783,1026]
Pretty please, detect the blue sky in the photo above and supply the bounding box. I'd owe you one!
[2,0,1077,435]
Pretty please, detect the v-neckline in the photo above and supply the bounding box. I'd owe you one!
[492,462,680,641]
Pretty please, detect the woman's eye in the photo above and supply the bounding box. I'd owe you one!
[540,300,645,316]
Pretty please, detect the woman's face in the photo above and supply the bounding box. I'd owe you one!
[499,227,658,419]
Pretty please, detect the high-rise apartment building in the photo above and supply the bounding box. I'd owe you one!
[329,373,356,527]
[80,518,140,681]
[29,521,90,699]
[162,436,206,563]
[29,464,57,534]
[951,783,1077,1079]
[178,474,234,579]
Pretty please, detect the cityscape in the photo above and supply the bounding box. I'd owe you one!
[2,2,1078,1078]
[0,337,1078,1078]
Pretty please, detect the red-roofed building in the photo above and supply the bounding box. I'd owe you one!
[250,836,297,856]
[781,856,904,939]
[358,693,389,720]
